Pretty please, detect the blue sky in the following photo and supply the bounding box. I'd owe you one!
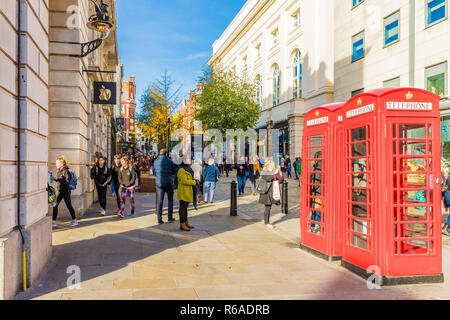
[116,0,246,111]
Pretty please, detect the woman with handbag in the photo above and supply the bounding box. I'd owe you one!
[258,160,284,229]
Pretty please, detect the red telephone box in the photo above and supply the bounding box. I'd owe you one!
[336,88,444,285]
[300,103,345,261]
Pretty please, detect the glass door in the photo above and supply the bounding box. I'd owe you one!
[345,126,373,252]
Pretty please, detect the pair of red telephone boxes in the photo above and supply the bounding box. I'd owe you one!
[300,87,444,285]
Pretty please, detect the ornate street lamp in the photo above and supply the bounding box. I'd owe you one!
[80,0,116,57]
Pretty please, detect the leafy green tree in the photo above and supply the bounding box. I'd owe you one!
[195,64,261,133]
[137,71,181,150]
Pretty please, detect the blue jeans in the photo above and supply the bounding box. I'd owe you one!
[237,176,247,194]
[204,181,216,202]
[156,185,174,222]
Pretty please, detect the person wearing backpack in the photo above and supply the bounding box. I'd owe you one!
[153,149,176,224]
[203,158,220,204]
[118,156,137,218]
[91,155,112,216]
[111,155,122,213]
[52,156,78,228]
[258,160,284,229]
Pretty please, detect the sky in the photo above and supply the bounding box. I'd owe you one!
[116,0,246,112]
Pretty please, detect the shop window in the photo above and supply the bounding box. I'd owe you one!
[352,0,364,8]
[442,114,450,171]
[272,64,281,106]
[384,11,400,46]
[292,50,303,99]
[383,77,400,88]
[352,31,365,62]
[426,0,447,26]
[426,62,447,97]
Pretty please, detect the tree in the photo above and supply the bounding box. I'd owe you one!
[195,64,261,133]
[137,71,182,150]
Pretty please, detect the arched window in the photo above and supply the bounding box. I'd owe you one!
[272,64,280,106]
[292,50,302,99]
[255,75,263,106]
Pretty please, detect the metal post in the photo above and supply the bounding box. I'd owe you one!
[230,181,237,216]
[282,180,289,214]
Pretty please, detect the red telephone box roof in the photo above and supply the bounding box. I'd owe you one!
[339,87,441,119]
[305,103,345,117]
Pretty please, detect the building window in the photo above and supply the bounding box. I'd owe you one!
[292,50,303,99]
[426,61,448,97]
[383,76,400,87]
[256,75,263,107]
[426,0,447,26]
[352,31,365,62]
[352,0,364,8]
[273,64,280,106]
[272,28,279,45]
[384,11,400,46]
[292,9,301,28]
[352,88,364,97]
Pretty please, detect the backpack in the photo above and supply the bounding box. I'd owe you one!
[68,169,78,190]
[256,177,270,195]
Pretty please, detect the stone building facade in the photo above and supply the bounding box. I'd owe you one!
[209,0,335,161]
[0,0,119,300]
[334,0,450,169]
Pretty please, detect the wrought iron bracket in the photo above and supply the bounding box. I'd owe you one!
[80,38,104,57]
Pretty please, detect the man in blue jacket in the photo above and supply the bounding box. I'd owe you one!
[203,158,220,203]
[153,149,176,224]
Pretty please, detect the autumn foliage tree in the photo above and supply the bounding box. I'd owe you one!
[137,71,182,150]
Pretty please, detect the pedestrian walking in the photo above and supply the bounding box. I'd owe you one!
[224,159,231,177]
[191,159,203,208]
[153,149,176,224]
[90,155,112,216]
[258,161,284,229]
[249,156,261,195]
[118,156,136,218]
[111,155,122,213]
[236,161,248,196]
[177,161,197,232]
[442,168,450,236]
[52,156,78,228]
[203,158,220,203]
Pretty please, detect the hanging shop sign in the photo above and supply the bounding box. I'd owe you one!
[93,82,117,105]
[116,117,125,131]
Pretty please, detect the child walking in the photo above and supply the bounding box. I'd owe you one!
[118,156,136,218]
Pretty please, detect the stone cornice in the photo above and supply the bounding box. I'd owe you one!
[209,0,276,65]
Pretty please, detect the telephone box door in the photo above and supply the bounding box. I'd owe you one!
[386,118,442,276]
[301,129,328,254]
[342,117,377,270]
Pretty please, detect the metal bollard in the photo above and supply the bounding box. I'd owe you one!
[230,181,237,216]
[282,180,289,214]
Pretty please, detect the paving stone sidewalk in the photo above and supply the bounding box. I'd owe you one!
[15,177,450,300]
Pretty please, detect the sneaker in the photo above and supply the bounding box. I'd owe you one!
[265,224,275,229]
[100,209,106,216]
[118,212,125,219]
[52,221,57,228]
[443,228,450,237]
[67,221,79,228]
[168,218,175,223]
[158,220,164,225]
[127,212,135,217]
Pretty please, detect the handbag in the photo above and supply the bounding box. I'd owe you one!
[272,174,281,201]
